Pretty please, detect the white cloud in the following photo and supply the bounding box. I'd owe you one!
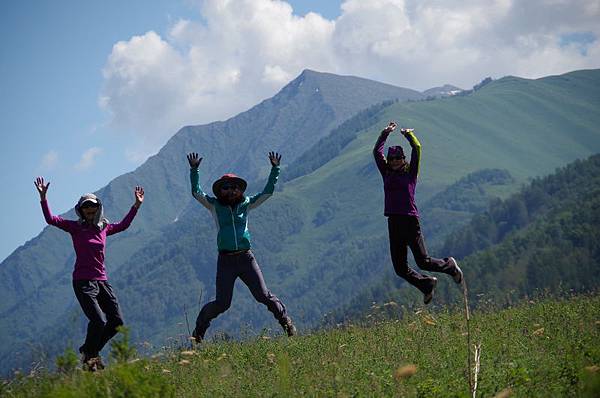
[100,0,600,160]
[75,147,103,171]
[40,150,59,170]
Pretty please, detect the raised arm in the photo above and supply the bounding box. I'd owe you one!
[373,122,397,174]
[249,152,281,209]
[35,177,74,233]
[187,152,215,210]
[106,186,143,236]
[401,129,422,177]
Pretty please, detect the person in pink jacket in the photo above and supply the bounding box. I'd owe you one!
[34,177,144,371]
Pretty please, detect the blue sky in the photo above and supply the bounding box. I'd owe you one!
[0,0,340,261]
[1,0,598,261]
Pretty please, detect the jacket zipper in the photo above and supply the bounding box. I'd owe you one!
[229,205,238,250]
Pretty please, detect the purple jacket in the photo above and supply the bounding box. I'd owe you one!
[41,200,138,280]
[373,129,422,217]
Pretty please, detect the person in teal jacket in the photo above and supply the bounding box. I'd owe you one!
[187,151,296,341]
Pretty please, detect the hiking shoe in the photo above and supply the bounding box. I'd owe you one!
[423,277,438,305]
[448,257,463,284]
[83,357,103,372]
[191,328,204,344]
[281,317,297,337]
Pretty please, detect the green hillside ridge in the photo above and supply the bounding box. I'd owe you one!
[4,295,600,397]
[331,153,600,323]
[2,69,600,374]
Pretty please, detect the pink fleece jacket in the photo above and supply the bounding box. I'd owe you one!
[41,199,138,280]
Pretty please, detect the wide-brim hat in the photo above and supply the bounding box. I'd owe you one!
[212,174,247,196]
[387,145,405,158]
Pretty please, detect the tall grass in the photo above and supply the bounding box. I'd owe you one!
[3,295,599,397]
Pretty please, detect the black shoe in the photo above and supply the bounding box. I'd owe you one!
[281,317,297,337]
[192,327,204,344]
[448,257,463,284]
[423,277,438,305]
[83,356,104,372]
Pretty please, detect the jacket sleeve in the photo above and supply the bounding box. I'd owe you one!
[190,167,216,210]
[106,206,138,236]
[373,130,391,175]
[40,200,75,233]
[248,166,280,209]
[405,131,422,178]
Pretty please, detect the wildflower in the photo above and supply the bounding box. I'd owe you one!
[267,353,276,364]
[394,364,417,380]
[162,369,171,374]
[532,327,544,336]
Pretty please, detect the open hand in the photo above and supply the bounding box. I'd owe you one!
[134,186,144,208]
[34,177,50,200]
[269,152,282,167]
[383,121,397,134]
[187,153,202,169]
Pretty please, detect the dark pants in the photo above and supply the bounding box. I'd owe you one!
[194,250,287,338]
[73,280,124,358]
[388,215,456,293]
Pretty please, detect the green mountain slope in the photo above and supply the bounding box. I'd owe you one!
[3,69,600,374]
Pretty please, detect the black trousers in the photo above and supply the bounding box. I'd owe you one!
[194,250,287,338]
[387,215,455,293]
[73,280,124,358]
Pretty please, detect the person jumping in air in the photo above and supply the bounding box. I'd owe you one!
[373,122,463,304]
[34,177,144,371]
[187,151,296,342]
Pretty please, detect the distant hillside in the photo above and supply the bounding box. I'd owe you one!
[2,69,600,374]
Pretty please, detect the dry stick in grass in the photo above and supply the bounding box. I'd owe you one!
[473,343,482,398]
[462,277,473,393]
[183,303,192,348]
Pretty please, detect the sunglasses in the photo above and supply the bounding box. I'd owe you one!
[220,185,241,191]
[80,202,99,209]
[388,156,405,161]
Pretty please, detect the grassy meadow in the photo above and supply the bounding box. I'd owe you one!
[2,294,599,397]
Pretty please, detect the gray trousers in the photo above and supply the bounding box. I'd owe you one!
[73,280,124,358]
[194,250,287,338]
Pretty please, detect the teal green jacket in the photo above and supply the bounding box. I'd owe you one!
[190,166,280,252]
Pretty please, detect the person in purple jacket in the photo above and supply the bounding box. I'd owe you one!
[34,177,144,371]
[373,121,463,304]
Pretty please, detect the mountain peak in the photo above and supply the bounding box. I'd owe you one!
[422,84,463,98]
